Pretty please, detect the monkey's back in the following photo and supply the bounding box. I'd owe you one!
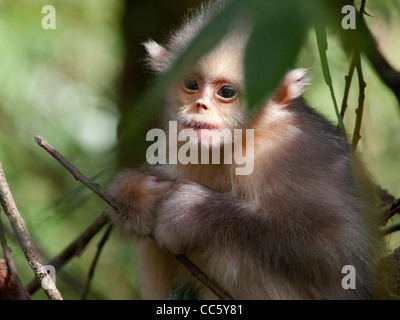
[230,97,384,299]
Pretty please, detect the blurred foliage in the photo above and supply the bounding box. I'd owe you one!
[0,0,136,299]
[0,0,399,299]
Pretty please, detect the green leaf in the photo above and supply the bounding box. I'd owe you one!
[244,0,308,112]
[315,21,346,133]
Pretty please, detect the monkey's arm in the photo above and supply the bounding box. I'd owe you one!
[153,178,355,282]
[108,171,260,254]
[154,181,256,254]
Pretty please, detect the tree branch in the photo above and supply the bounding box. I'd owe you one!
[25,210,109,295]
[81,224,113,300]
[351,52,366,149]
[174,254,234,300]
[0,162,63,300]
[340,53,357,119]
[383,223,400,236]
[34,136,234,300]
[34,136,120,214]
[358,11,400,107]
[377,186,400,225]
[0,211,30,300]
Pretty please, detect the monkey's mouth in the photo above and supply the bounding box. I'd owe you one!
[182,120,219,131]
[181,119,221,142]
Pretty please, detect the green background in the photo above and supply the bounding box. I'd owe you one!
[0,0,399,299]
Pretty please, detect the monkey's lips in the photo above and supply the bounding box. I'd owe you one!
[182,120,221,141]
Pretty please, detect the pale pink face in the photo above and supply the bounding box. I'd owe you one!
[173,41,247,147]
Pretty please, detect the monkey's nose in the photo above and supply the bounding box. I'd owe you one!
[196,101,208,111]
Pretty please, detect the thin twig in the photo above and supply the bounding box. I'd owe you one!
[34,136,234,300]
[0,210,30,300]
[359,0,367,16]
[26,210,109,295]
[0,162,63,300]
[34,136,120,214]
[377,186,400,224]
[356,6,400,107]
[340,53,357,119]
[389,200,400,219]
[174,254,234,300]
[350,0,367,149]
[81,224,113,300]
[351,53,366,149]
[383,223,400,236]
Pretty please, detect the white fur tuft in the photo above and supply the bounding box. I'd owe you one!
[143,40,168,72]
[275,68,310,105]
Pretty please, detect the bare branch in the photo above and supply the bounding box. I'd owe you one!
[34,136,120,214]
[377,186,400,225]
[0,211,30,300]
[0,162,63,300]
[383,224,400,236]
[174,254,234,300]
[81,224,113,300]
[340,53,357,119]
[358,12,400,107]
[26,210,109,295]
[34,136,234,300]
[391,201,400,217]
[351,53,366,149]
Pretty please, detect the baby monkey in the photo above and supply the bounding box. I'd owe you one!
[108,2,391,299]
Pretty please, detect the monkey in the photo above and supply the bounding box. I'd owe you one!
[107,1,394,299]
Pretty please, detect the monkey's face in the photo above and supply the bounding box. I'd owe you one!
[172,48,246,148]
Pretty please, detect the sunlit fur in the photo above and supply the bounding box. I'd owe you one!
[108,2,394,299]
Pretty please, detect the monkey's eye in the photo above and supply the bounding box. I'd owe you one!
[217,86,237,99]
[183,77,199,91]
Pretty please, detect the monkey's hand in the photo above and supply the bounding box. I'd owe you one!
[107,169,176,237]
[153,182,252,255]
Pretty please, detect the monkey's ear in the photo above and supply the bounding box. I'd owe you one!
[275,68,310,105]
[143,40,169,72]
